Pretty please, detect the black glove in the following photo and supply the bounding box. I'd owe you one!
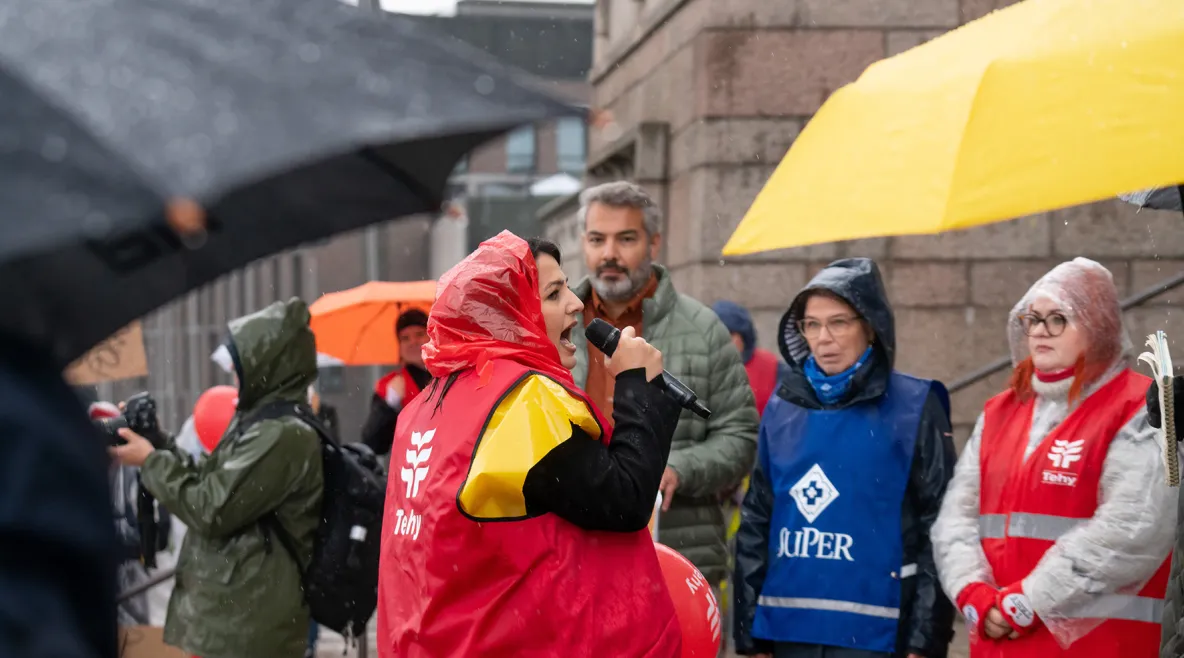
[1146,376,1184,429]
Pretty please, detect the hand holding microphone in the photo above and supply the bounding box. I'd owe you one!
[586,318,712,420]
[604,326,664,382]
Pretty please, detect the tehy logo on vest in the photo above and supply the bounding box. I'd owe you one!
[789,463,839,523]
[778,464,854,561]
[1042,438,1083,487]
[1046,439,1083,469]
[401,429,435,498]
[393,428,435,541]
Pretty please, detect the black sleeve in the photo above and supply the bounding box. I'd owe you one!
[732,435,775,656]
[906,389,957,658]
[1146,376,1184,430]
[360,393,399,456]
[521,369,681,532]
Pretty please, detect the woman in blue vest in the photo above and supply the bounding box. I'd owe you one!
[733,257,957,658]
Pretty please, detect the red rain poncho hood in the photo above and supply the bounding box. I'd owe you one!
[422,231,571,384]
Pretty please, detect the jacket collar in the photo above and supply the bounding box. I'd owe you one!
[778,348,890,410]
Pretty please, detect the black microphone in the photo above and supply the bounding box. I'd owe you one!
[585,318,712,420]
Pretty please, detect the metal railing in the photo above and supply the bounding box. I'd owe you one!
[948,268,1184,394]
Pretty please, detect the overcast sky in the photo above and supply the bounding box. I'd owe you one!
[365,0,593,15]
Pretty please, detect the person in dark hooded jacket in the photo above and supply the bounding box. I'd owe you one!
[733,258,956,658]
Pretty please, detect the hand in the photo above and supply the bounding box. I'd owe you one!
[660,467,679,511]
[754,654,772,658]
[109,428,155,468]
[604,326,663,382]
[984,606,1013,640]
[384,375,406,408]
[1147,376,1183,429]
[907,654,926,658]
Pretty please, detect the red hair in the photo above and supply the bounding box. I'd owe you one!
[1009,356,1112,404]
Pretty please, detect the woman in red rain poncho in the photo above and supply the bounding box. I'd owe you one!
[931,258,1175,658]
[376,231,683,658]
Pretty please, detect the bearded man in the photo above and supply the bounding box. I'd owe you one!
[567,180,759,617]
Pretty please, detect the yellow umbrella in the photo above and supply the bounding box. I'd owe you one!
[723,0,1184,256]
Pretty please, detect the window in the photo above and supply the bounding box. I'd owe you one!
[505,125,536,173]
[555,118,587,174]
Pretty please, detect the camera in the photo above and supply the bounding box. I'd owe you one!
[100,392,167,568]
[96,392,164,448]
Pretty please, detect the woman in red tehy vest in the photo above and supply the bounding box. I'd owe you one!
[376,231,683,658]
[931,258,1175,658]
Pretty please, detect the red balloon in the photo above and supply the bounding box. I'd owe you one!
[655,542,723,657]
[193,385,238,453]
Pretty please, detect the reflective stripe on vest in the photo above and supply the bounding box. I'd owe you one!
[757,562,919,621]
[978,512,1080,541]
[757,596,901,620]
[978,512,1163,623]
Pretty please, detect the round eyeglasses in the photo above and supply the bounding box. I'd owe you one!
[1017,311,1068,337]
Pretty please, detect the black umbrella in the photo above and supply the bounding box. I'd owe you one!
[1120,186,1183,213]
[0,0,577,365]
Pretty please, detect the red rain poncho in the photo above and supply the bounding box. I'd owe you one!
[376,231,681,658]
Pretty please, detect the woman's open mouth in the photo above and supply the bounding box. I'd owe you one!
[559,324,576,352]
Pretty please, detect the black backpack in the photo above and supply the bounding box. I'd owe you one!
[239,400,387,641]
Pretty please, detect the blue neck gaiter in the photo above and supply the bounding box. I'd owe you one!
[804,346,874,405]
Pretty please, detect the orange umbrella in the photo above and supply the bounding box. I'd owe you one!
[309,280,436,366]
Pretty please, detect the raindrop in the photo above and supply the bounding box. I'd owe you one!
[474,74,496,95]
[299,42,323,63]
[41,135,68,162]
[214,112,239,136]
[408,92,431,116]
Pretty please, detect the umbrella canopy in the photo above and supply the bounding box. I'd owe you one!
[0,0,576,365]
[309,280,436,366]
[723,0,1184,256]
[1121,186,1183,213]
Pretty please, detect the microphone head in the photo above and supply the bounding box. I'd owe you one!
[584,318,621,356]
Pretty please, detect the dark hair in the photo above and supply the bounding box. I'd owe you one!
[395,308,428,334]
[526,237,561,265]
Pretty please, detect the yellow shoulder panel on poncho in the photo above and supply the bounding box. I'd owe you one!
[458,374,603,520]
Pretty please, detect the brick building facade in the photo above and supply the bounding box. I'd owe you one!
[542,0,1184,444]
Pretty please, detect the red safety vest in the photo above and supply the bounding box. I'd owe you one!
[374,366,423,405]
[977,368,1168,658]
[745,348,781,417]
[376,358,681,658]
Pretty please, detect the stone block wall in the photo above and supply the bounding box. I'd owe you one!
[558,0,1184,447]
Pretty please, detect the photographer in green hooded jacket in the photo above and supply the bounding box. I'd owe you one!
[111,298,323,658]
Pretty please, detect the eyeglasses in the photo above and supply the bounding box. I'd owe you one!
[797,315,861,339]
[1017,311,1069,337]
